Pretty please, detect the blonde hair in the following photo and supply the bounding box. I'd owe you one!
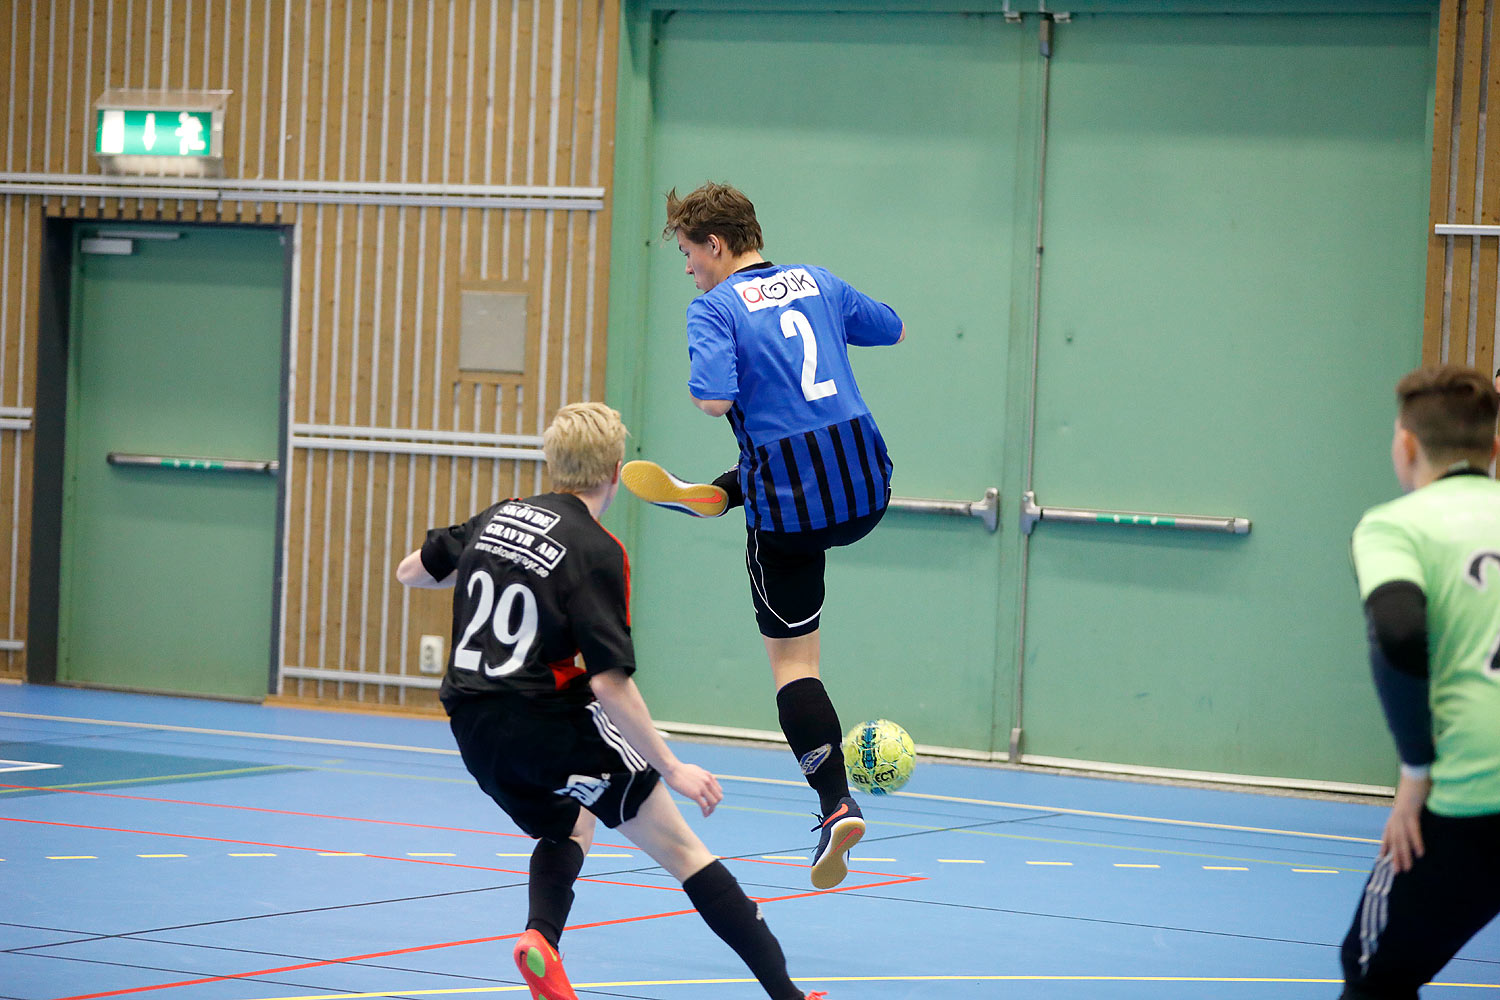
[543,402,627,492]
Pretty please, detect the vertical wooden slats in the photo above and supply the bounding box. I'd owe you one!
[0,1,617,700]
[1427,0,1500,373]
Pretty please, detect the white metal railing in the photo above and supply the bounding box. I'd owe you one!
[290,423,544,448]
[0,172,605,211]
[1435,223,1500,236]
[0,406,31,432]
[281,665,440,690]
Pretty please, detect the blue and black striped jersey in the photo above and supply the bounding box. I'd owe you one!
[686,262,902,532]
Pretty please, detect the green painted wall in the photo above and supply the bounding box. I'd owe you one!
[613,10,1030,753]
[607,6,1436,785]
[1019,15,1433,785]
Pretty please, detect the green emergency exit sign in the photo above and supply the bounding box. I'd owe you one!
[95,109,211,157]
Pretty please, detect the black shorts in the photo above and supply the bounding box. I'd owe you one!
[745,502,887,639]
[1340,808,1500,998]
[447,695,661,842]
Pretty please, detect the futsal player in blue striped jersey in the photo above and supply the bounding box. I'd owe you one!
[623,182,905,890]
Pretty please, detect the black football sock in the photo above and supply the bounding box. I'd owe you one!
[682,861,803,1000]
[712,466,745,509]
[776,676,849,814]
[526,837,585,947]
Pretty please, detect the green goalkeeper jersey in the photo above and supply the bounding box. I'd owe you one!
[1351,471,1500,816]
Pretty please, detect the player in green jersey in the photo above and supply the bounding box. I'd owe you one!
[1340,365,1500,999]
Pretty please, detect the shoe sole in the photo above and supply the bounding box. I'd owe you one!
[810,815,865,890]
[621,461,727,517]
[514,941,579,1000]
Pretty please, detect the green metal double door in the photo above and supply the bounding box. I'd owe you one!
[624,9,1432,785]
[59,224,286,700]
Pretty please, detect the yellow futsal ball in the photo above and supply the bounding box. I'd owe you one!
[842,719,916,796]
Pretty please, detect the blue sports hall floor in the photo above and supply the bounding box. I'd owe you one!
[2,684,1498,1000]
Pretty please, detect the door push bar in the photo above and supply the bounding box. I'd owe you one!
[1020,490,1250,536]
[889,487,999,532]
[107,452,280,475]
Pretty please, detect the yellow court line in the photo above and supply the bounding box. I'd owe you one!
[1293,868,1341,874]
[1115,863,1160,868]
[229,853,277,857]
[939,858,985,864]
[138,854,188,858]
[232,974,1500,999]
[0,764,304,795]
[47,855,96,860]
[1025,861,1071,866]
[715,772,1383,845]
[308,766,472,785]
[1204,866,1248,871]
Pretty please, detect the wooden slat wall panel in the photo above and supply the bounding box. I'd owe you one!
[1427,0,1500,375]
[0,1,619,704]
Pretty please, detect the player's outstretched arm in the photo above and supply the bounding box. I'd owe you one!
[589,668,723,816]
[395,549,455,588]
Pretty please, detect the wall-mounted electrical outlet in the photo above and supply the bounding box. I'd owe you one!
[418,635,445,675]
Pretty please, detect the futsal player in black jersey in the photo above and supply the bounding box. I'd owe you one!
[397,402,819,1000]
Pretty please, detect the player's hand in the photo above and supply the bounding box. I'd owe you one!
[663,763,723,817]
[1380,772,1431,873]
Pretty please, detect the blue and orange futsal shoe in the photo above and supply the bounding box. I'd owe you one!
[513,929,578,1000]
[809,795,865,890]
[621,460,729,518]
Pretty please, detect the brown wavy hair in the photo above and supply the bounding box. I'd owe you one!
[662,182,764,254]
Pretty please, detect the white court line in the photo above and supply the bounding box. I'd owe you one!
[0,758,62,773]
[0,710,460,756]
[0,710,1379,844]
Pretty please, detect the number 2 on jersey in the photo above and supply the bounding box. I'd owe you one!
[453,570,538,677]
[781,309,837,402]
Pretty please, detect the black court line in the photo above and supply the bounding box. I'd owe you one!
[0,949,449,1000]
[15,925,606,998]
[5,881,531,948]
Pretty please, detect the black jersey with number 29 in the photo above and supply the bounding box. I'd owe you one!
[419,493,635,711]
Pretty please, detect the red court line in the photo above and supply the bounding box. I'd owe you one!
[0,781,893,879]
[49,873,928,1000]
[0,816,687,893]
[0,782,635,850]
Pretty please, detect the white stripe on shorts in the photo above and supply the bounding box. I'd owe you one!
[747,530,823,630]
[587,701,648,772]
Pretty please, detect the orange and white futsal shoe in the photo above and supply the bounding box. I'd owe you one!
[621,460,728,517]
[513,929,578,1000]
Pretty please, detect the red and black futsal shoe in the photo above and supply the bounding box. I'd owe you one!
[621,460,729,517]
[809,795,865,890]
[513,929,579,1000]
